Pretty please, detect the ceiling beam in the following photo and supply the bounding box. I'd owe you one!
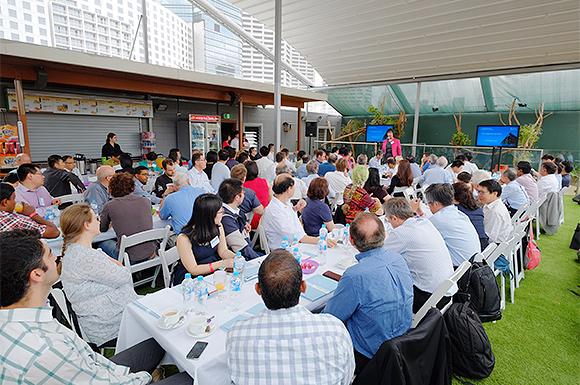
[388,85,413,114]
[479,77,495,112]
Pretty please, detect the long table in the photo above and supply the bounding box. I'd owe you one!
[116,243,358,385]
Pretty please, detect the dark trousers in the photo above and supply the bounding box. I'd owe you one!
[412,286,451,313]
[110,338,193,385]
[354,349,371,375]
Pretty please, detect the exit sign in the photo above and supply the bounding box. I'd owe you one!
[222,113,232,119]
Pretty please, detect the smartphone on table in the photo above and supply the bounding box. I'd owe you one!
[186,341,208,360]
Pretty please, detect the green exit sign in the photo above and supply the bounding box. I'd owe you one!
[222,113,231,119]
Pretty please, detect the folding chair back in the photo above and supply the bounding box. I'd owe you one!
[159,246,180,288]
[257,224,270,254]
[118,225,171,287]
[511,202,530,226]
[412,261,471,328]
[57,193,85,205]
[393,186,416,200]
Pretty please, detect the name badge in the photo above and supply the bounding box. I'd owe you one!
[210,236,219,248]
[39,197,45,206]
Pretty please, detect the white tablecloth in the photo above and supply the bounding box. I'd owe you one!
[47,214,169,256]
[116,243,358,385]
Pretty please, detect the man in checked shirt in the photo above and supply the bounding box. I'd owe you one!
[226,249,355,385]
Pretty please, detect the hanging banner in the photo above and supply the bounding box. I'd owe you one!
[7,90,153,118]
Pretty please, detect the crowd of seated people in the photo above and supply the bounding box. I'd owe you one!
[0,142,570,385]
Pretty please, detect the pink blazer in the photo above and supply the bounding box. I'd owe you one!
[382,138,402,157]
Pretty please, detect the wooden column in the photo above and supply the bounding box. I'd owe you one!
[238,99,244,149]
[14,79,30,156]
[297,107,302,150]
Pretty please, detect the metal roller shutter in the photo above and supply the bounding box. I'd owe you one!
[26,114,143,162]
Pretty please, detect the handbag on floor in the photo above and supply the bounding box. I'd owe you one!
[527,232,541,270]
[570,223,580,250]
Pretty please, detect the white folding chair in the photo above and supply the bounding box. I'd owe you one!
[50,288,74,330]
[159,246,180,288]
[533,195,547,239]
[412,261,471,328]
[558,187,566,224]
[511,225,528,288]
[393,186,416,200]
[511,202,530,226]
[481,243,498,261]
[118,225,171,288]
[257,224,270,254]
[57,193,85,205]
[484,241,511,310]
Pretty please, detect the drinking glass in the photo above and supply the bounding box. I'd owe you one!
[213,270,227,301]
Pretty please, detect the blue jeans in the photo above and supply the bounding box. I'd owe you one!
[94,239,118,260]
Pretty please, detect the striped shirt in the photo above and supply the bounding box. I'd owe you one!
[0,307,150,385]
[226,305,355,385]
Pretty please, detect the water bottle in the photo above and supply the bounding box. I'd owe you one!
[317,240,327,265]
[193,275,208,315]
[292,234,299,247]
[89,201,99,214]
[51,205,61,227]
[280,236,290,251]
[233,251,245,279]
[182,273,195,313]
[292,246,302,263]
[364,207,370,213]
[230,271,242,301]
[343,224,351,246]
[319,223,328,241]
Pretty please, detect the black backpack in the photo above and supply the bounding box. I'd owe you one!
[455,258,502,322]
[444,302,495,379]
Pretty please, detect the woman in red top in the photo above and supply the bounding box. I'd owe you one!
[242,161,271,229]
[381,129,402,159]
[342,165,384,223]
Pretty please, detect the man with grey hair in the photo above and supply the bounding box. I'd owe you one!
[302,159,320,187]
[159,172,203,233]
[383,197,454,313]
[419,155,453,185]
[318,153,337,176]
[499,168,529,214]
[356,153,368,166]
[325,212,413,373]
[83,165,114,214]
[412,183,481,266]
[276,163,307,201]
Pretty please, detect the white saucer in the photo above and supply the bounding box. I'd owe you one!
[157,315,185,330]
[186,322,217,338]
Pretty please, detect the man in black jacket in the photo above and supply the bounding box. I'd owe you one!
[153,158,176,198]
[43,155,86,198]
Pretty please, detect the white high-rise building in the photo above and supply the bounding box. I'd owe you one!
[241,13,316,88]
[0,0,193,70]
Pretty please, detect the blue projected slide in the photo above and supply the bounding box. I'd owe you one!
[366,125,394,143]
[476,125,520,148]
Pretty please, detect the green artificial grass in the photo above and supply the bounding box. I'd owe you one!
[454,198,580,385]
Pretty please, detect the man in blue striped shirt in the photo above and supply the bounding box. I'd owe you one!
[324,212,414,373]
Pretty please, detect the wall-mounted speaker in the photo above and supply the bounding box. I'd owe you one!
[305,121,317,137]
[35,67,48,90]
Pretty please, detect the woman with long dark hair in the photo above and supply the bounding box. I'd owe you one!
[173,194,234,284]
[386,159,414,196]
[381,129,401,159]
[363,167,389,203]
[101,132,122,158]
[453,182,488,250]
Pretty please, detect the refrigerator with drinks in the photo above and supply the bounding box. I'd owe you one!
[177,114,221,161]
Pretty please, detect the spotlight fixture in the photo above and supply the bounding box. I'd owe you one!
[432,106,439,112]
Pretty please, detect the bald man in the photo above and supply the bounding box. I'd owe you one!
[227,249,355,384]
[8,153,32,175]
[324,212,413,373]
[83,165,114,214]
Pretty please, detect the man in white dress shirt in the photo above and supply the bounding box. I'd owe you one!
[261,174,322,250]
[325,158,352,206]
[478,179,513,243]
[368,150,383,170]
[461,152,479,174]
[536,161,560,200]
[210,149,231,191]
[187,152,215,193]
[414,184,481,266]
[255,146,275,182]
[499,168,529,214]
[383,197,455,313]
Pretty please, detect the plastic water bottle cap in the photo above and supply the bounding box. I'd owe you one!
[236,251,242,257]
[196,276,203,281]
[233,271,239,277]
[321,224,326,228]
[184,273,192,279]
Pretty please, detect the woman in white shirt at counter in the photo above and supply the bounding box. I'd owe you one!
[59,203,138,347]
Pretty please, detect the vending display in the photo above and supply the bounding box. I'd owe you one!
[177,114,221,160]
[0,124,21,168]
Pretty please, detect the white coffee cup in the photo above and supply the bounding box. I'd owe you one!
[160,309,180,328]
[188,315,208,335]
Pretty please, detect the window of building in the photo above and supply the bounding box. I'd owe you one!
[38,17,46,25]
[23,2,30,10]
[8,0,16,6]
[37,5,45,13]
[10,21,18,30]
[25,25,33,33]
[214,23,221,32]
[8,9,17,18]
[26,36,34,43]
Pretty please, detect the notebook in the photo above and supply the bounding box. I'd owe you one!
[300,285,327,302]
[307,275,339,293]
